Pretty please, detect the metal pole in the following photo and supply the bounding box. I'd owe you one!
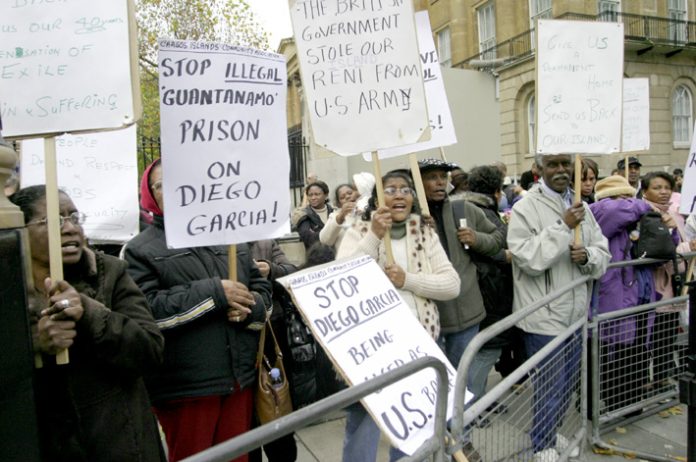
[679,280,695,462]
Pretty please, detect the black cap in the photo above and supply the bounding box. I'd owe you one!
[617,156,642,169]
[418,158,458,173]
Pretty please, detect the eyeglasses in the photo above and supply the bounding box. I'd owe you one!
[27,212,86,228]
[384,186,414,197]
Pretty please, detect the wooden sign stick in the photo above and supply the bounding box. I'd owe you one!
[228,244,237,281]
[574,154,582,246]
[409,153,430,217]
[372,151,394,265]
[44,137,69,365]
[439,146,448,162]
[624,154,629,178]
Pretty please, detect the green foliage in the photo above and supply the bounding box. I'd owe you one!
[135,0,270,139]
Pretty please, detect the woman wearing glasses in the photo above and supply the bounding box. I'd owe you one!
[336,170,459,462]
[10,186,165,461]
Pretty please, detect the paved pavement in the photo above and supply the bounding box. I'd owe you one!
[287,403,688,461]
[282,395,689,462]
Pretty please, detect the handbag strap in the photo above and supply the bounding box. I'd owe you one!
[255,319,284,369]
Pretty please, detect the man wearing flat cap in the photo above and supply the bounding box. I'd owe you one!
[418,158,503,383]
[617,156,642,192]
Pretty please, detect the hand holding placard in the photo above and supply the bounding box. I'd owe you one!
[459,218,470,250]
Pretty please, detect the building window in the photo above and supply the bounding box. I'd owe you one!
[477,2,496,60]
[669,0,687,43]
[598,0,620,21]
[437,27,452,67]
[528,95,536,154]
[673,85,693,145]
[529,0,552,50]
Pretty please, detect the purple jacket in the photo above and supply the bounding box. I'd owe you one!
[590,198,652,344]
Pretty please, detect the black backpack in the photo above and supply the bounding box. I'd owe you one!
[631,211,676,260]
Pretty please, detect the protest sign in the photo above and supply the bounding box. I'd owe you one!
[158,40,290,249]
[622,78,650,152]
[536,20,624,154]
[281,255,461,455]
[290,0,430,155]
[679,121,696,215]
[20,126,139,243]
[362,10,456,162]
[0,0,140,137]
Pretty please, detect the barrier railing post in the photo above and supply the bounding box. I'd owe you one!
[679,279,695,462]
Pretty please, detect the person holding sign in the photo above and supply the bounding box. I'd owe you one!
[11,185,165,461]
[319,183,359,251]
[123,160,272,462]
[336,170,460,462]
[507,154,610,461]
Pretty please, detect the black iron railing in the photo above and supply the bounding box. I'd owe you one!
[462,11,696,67]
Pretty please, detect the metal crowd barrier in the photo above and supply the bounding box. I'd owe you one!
[181,356,451,462]
[450,277,591,462]
[588,253,694,461]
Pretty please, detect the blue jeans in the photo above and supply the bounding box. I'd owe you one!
[469,347,502,401]
[342,403,407,462]
[440,324,480,391]
[524,331,581,452]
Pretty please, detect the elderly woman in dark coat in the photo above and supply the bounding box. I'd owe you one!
[11,185,165,462]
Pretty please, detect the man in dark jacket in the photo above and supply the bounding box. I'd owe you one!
[418,159,503,381]
[123,160,272,462]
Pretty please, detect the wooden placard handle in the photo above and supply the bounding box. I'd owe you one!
[44,137,69,365]
[409,153,430,217]
[573,154,582,246]
[228,244,237,281]
[372,151,394,265]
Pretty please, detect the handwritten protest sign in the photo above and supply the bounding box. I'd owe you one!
[20,126,139,243]
[158,40,290,249]
[622,78,650,152]
[290,0,430,155]
[281,255,460,455]
[679,122,696,215]
[0,0,140,137]
[536,20,624,154]
[363,11,456,162]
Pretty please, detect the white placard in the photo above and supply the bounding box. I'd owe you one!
[290,0,430,155]
[536,20,624,154]
[0,0,139,138]
[679,122,696,215]
[20,126,139,243]
[158,39,290,249]
[362,11,456,161]
[282,255,459,456]
[622,78,650,152]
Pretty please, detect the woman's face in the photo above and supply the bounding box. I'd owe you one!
[643,177,672,205]
[307,185,327,209]
[150,164,164,211]
[337,186,357,207]
[581,168,597,197]
[28,193,85,267]
[383,176,413,223]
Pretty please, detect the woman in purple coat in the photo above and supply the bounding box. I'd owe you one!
[589,175,653,413]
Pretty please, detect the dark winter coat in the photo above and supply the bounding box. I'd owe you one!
[123,215,272,403]
[35,249,165,462]
[296,205,333,250]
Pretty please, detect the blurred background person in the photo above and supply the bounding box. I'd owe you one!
[294,181,333,251]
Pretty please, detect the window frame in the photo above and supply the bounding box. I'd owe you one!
[672,84,693,148]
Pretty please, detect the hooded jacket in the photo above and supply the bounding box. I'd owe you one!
[122,163,272,403]
[508,185,610,335]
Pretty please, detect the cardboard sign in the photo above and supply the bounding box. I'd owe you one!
[0,0,140,137]
[363,10,456,161]
[20,126,139,243]
[622,78,650,152]
[679,121,696,215]
[290,0,430,155]
[536,20,624,154]
[158,39,291,249]
[282,255,459,455]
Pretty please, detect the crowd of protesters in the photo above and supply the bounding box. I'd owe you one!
[7,152,696,462]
